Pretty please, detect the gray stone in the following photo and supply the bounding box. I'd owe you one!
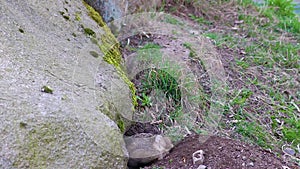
[247,162,254,167]
[283,147,296,156]
[0,0,133,168]
[193,150,205,165]
[125,133,173,168]
[197,165,207,169]
[84,0,127,23]
[84,0,162,23]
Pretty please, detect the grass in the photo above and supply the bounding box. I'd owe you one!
[119,0,299,165]
[141,69,181,104]
[131,41,209,141]
[264,0,300,33]
[164,15,184,25]
[222,0,299,154]
[188,14,213,25]
[236,121,274,148]
[137,93,152,107]
[183,42,197,58]
[136,43,182,106]
[137,44,181,106]
[157,0,299,162]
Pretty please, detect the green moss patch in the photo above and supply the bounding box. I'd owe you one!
[14,122,64,168]
[82,1,137,107]
[83,27,96,37]
[89,51,99,58]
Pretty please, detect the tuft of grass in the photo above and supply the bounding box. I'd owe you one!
[140,68,181,106]
[282,117,300,145]
[261,0,300,33]
[137,93,152,107]
[132,41,208,140]
[183,42,197,58]
[266,0,296,17]
[189,14,212,25]
[164,15,184,25]
[236,121,274,149]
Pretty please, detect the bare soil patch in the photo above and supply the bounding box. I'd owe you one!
[146,134,298,169]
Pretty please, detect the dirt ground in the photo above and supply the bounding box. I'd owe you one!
[145,134,298,169]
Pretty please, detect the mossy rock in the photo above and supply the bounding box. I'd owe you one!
[0,0,134,168]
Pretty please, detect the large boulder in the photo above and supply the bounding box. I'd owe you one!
[0,0,133,168]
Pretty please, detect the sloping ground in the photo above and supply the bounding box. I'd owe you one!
[142,0,300,168]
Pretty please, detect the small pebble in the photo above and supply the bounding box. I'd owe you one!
[283,147,295,156]
[192,150,205,165]
[197,165,207,169]
[247,162,254,167]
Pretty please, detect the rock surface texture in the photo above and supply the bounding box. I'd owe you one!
[0,0,133,168]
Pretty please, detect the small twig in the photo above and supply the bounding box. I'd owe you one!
[150,120,163,125]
